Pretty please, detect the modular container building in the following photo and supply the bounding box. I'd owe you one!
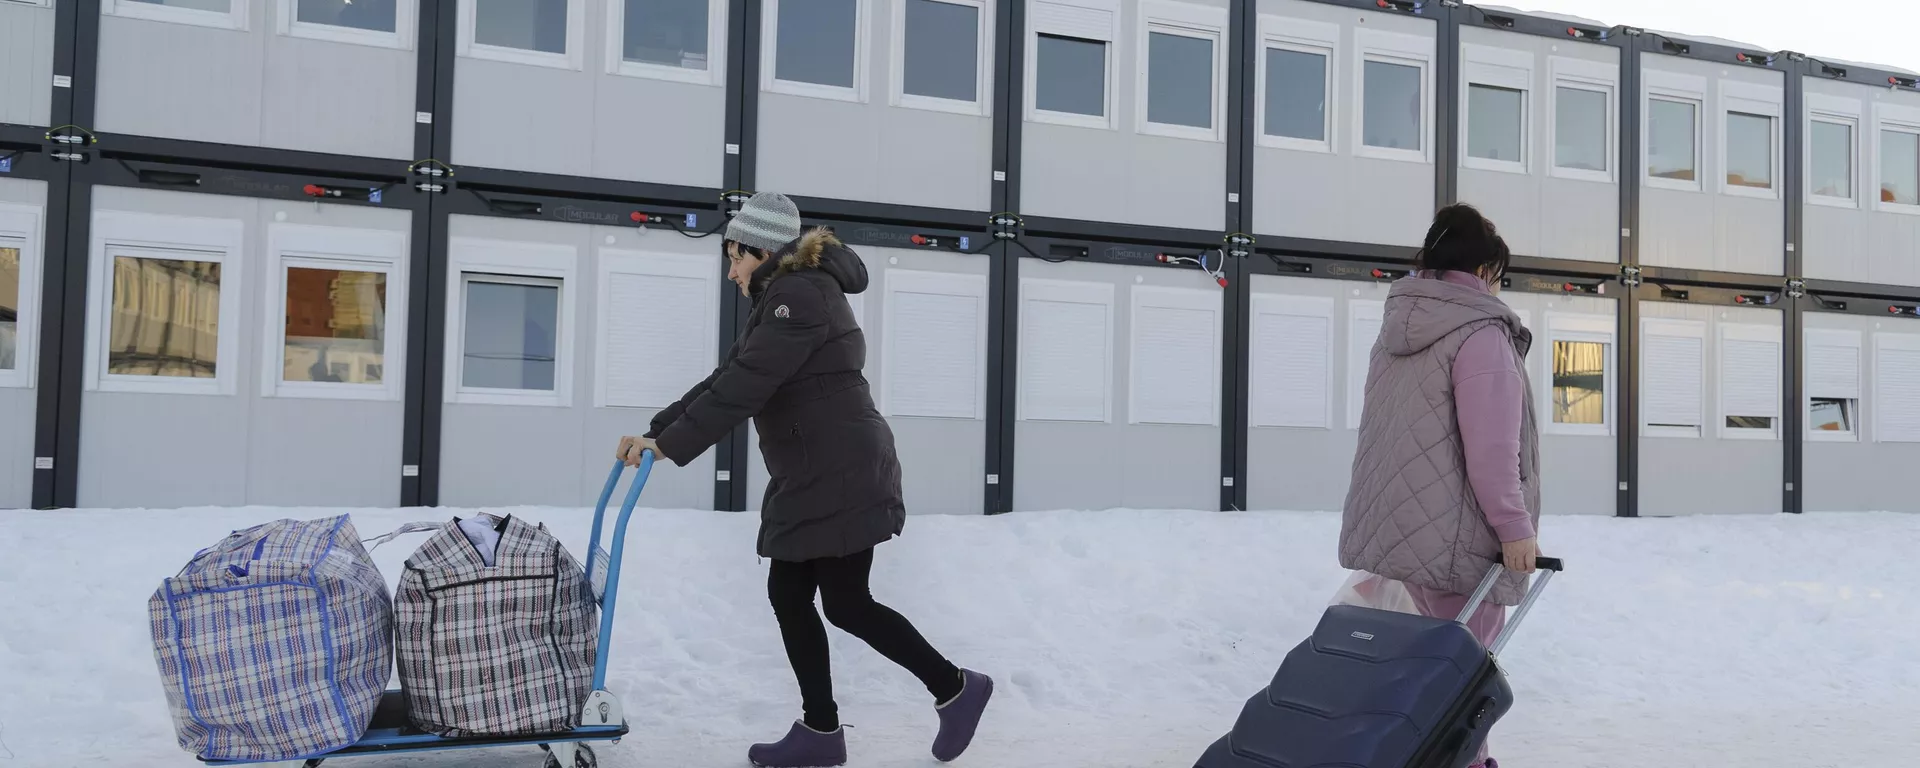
[7,0,1920,521]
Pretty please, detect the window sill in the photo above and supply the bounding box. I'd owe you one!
[266,380,402,402]
[896,92,990,118]
[283,20,410,50]
[1720,426,1780,441]
[1256,134,1333,154]
[1808,194,1859,210]
[1027,108,1114,131]
[1356,144,1430,165]
[1548,165,1614,184]
[449,388,569,408]
[93,374,231,397]
[464,42,581,71]
[1873,200,1920,217]
[0,370,29,390]
[1721,183,1779,201]
[1643,425,1702,439]
[1139,121,1223,143]
[612,59,723,87]
[765,78,866,104]
[1646,176,1703,194]
[1807,430,1858,443]
[1462,156,1528,176]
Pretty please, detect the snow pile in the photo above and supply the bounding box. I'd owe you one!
[2,506,1916,767]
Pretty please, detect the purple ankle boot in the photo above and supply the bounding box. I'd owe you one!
[930,669,994,762]
[747,721,847,768]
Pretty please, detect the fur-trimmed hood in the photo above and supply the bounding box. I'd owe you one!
[752,227,870,298]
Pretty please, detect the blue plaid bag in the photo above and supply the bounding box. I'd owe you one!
[148,515,394,762]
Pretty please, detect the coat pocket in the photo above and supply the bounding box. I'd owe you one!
[791,424,813,476]
[762,423,812,478]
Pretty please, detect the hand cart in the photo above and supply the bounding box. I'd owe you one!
[203,453,658,768]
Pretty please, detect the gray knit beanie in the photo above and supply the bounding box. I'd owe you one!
[726,191,803,253]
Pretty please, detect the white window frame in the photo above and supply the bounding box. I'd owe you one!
[1804,327,1862,443]
[1540,312,1615,437]
[102,0,248,31]
[85,211,246,397]
[1135,0,1227,142]
[1872,101,1920,216]
[604,0,727,86]
[762,0,870,103]
[1643,69,1706,193]
[444,237,578,408]
[593,249,719,409]
[275,0,415,49]
[1874,330,1920,443]
[879,268,991,420]
[1254,15,1337,154]
[1459,44,1534,175]
[1719,80,1783,200]
[1016,277,1114,423]
[456,0,587,70]
[1352,28,1434,164]
[0,203,44,390]
[1127,284,1220,426]
[1024,0,1120,130]
[1641,317,1706,438]
[889,0,993,116]
[258,224,409,402]
[2,0,54,7]
[1546,56,1617,183]
[1248,292,1333,430]
[1717,322,1782,440]
[1806,92,1863,209]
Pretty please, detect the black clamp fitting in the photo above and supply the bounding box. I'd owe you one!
[988,212,1022,242]
[45,125,95,164]
[408,159,453,193]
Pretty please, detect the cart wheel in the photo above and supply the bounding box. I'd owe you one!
[574,743,598,768]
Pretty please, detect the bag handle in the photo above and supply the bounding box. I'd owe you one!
[1458,556,1564,656]
[361,521,446,552]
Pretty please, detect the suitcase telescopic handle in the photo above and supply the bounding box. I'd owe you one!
[1458,556,1564,656]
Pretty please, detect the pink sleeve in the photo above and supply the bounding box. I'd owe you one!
[1452,325,1535,543]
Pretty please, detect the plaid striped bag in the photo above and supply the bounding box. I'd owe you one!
[148,515,393,762]
[394,513,599,737]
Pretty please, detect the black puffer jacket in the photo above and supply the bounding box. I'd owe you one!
[647,229,906,561]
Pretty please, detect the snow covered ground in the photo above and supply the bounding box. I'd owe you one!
[3,505,1916,768]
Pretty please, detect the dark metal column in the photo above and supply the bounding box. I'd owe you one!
[1614,33,1643,518]
[982,0,1026,514]
[1433,3,1459,207]
[400,0,455,507]
[714,0,761,512]
[1219,0,1256,511]
[1780,58,1806,514]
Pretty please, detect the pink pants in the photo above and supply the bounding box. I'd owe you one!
[1406,584,1507,768]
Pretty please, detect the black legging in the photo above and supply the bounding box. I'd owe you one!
[767,548,963,732]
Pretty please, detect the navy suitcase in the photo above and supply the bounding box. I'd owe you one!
[1195,557,1563,768]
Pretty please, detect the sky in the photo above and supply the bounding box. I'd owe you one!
[1503,0,1920,73]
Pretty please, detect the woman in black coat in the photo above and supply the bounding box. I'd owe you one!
[616,191,992,767]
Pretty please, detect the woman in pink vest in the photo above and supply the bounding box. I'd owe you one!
[1338,203,1542,768]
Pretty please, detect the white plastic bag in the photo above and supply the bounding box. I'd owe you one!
[1329,569,1420,615]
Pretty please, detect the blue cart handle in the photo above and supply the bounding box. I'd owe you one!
[583,452,654,691]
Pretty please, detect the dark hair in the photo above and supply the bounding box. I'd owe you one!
[1414,203,1510,284]
[725,239,773,262]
